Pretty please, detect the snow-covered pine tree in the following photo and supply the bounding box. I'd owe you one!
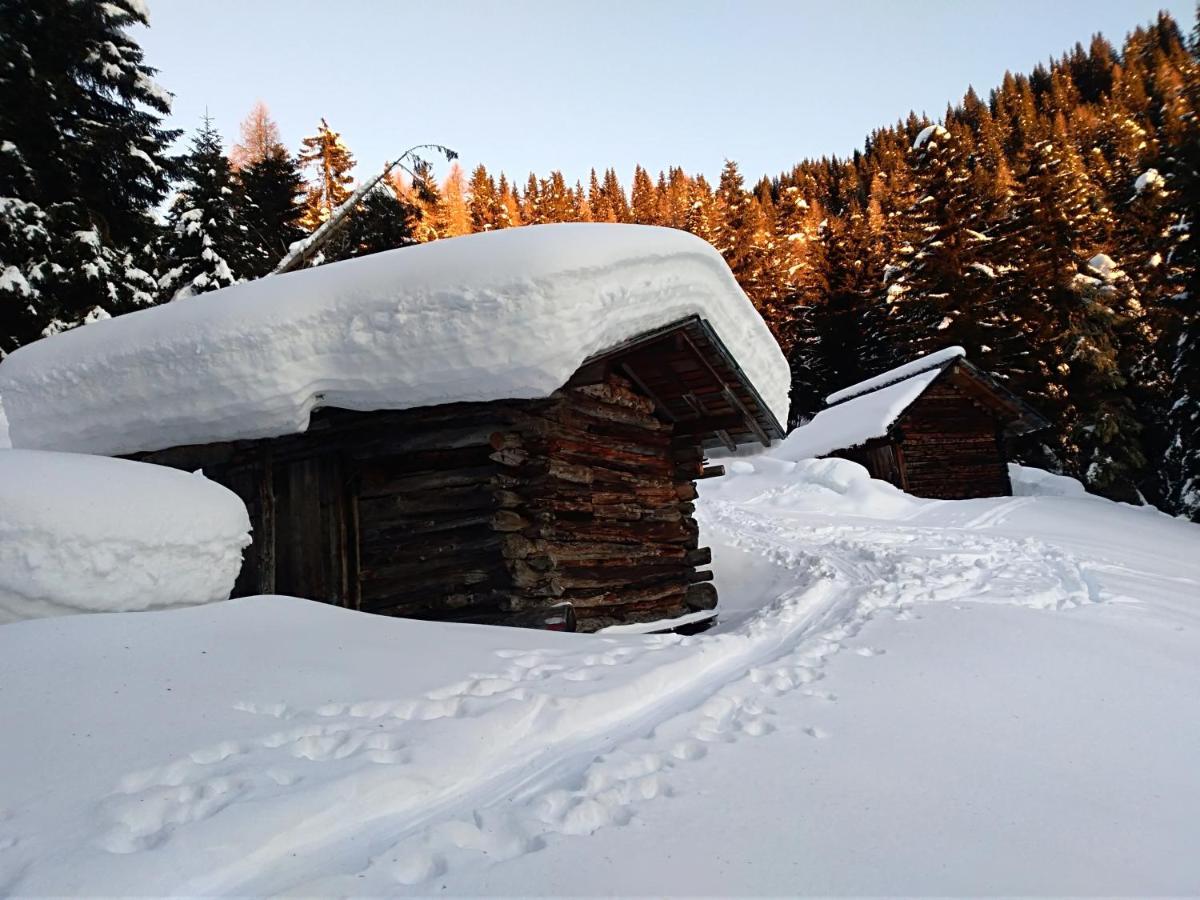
[521,173,544,226]
[0,0,176,353]
[497,174,521,228]
[155,117,244,300]
[682,175,717,245]
[714,160,767,300]
[538,172,576,223]
[1162,16,1200,519]
[1067,255,1148,502]
[298,118,355,230]
[881,122,1006,370]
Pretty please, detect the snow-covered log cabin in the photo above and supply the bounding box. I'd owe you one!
[0,225,788,631]
[787,348,1047,499]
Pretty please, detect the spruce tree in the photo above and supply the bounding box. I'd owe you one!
[0,0,176,353]
[155,117,243,300]
[1162,14,1200,518]
[630,165,659,224]
[467,165,502,232]
[714,160,766,297]
[323,184,418,263]
[298,118,355,230]
[237,148,305,279]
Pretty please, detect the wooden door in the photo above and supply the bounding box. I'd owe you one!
[271,454,358,606]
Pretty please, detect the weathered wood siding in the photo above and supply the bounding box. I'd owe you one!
[895,380,1012,499]
[133,373,714,631]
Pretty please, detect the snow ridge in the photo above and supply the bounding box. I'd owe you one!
[825,345,964,405]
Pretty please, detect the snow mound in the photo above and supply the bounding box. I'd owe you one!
[705,454,925,520]
[1009,464,1088,498]
[0,224,789,456]
[0,450,251,622]
[826,345,963,405]
[0,395,9,448]
[788,367,943,459]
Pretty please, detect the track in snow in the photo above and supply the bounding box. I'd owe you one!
[89,496,1101,896]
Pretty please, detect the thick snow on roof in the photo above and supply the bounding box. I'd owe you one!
[780,368,944,460]
[0,224,788,456]
[0,450,250,622]
[825,345,964,405]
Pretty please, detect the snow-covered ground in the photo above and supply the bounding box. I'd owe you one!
[1,456,1197,895]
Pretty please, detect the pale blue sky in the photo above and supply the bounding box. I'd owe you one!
[141,1,1194,186]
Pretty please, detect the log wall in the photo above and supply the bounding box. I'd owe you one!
[133,373,716,631]
[895,380,1013,499]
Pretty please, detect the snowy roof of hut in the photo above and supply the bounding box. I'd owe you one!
[0,224,789,456]
[782,348,1046,461]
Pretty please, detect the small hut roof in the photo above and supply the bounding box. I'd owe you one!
[0,224,788,456]
[786,349,1047,460]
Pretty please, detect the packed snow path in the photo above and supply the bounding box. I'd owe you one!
[1,460,1197,895]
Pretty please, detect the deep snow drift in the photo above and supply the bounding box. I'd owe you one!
[1,454,1196,896]
[0,225,789,456]
[0,450,251,623]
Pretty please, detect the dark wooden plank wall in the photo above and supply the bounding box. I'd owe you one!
[896,380,1012,499]
[134,377,715,631]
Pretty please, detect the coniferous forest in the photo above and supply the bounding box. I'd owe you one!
[2,1,1199,519]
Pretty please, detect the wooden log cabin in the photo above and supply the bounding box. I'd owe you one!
[0,225,790,632]
[787,348,1047,500]
[133,315,784,630]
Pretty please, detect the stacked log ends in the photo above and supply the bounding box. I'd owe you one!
[489,374,716,631]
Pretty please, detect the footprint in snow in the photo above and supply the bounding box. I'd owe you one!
[855,647,886,657]
[804,726,831,739]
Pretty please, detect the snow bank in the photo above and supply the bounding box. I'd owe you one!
[826,345,963,405]
[787,367,942,459]
[0,450,251,622]
[0,224,789,456]
[704,454,924,519]
[1009,463,1088,498]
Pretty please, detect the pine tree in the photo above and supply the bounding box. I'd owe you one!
[714,160,767,302]
[323,183,418,263]
[881,123,1005,369]
[0,0,176,353]
[298,118,355,230]
[237,149,305,279]
[467,165,502,232]
[155,117,243,300]
[1162,13,1200,518]
[630,165,659,224]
